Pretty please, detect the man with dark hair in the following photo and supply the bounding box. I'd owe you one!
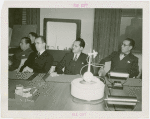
[9,37,33,71]
[98,38,139,78]
[28,32,38,52]
[53,38,89,75]
[20,36,53,73]
[75,38,85,48]
[125,38,135,48]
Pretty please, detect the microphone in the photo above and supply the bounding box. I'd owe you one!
[88,50,98,58]
[83,50,98,82]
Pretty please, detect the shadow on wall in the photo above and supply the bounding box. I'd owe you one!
[118,17,142,53]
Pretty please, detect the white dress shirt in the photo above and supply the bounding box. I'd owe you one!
[38,49,45,55]
[119,52,129,60]
[73,53,81,61]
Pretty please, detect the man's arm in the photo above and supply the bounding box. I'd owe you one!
[56,54,67,74]
[19,53,33,72]
[99,51,118,64]
[9,52,22,71]
[98,51,117,76]
[42,55,54,73]
[9,57,21,71]
[129,58,139,78]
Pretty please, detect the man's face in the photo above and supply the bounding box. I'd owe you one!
[28,34,35,44]
[34,37,45,52]
[121,40,132,54]
[72,41,83,54]
[20,39,29,51]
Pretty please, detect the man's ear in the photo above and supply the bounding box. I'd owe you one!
[43,43,46,46]
[129,46,133,50]
[80,47,83,51]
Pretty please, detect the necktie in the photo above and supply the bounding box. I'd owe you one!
[74,54,78,61]
[37,52,40,57]
[35,52,40,59]
[120,53,127,60]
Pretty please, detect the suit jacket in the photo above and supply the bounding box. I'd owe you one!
[100,51,139,78]
[9,47,33,71]
[20,50,53,73]
[56,52,90,75]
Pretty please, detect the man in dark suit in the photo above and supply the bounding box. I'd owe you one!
[98,38,139,78]
[28,32,38,52]
[9,37,33,71]
[54,38,88,75]
[20,36,53,73]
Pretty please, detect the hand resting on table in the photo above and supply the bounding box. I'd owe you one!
[22,66,33,73]
[98,67,106,77]
[50,72,59,77]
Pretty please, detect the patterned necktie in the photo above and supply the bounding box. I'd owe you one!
[74,54,78,61]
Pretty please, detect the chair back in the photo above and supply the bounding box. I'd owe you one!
[132,52,142,78]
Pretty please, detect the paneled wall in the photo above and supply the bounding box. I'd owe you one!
[119,9,142,53]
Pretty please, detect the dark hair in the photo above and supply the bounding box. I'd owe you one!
[36,36,46,43]
[29,32,38,38]
[75,38,85,48]
[22,37,31,45]
[125,38,135,49]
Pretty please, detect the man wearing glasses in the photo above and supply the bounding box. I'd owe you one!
[20,36,53,73]
[98,38,139,78]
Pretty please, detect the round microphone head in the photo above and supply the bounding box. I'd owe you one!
[83,71,94,83]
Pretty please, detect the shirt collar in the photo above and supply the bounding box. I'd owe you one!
[74,52,81,59]
[39,49,45,55]
[120,51,130,56]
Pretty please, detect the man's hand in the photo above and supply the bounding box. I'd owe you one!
[98,67,106,76]
[50,72,59,77]
[22,66,33,73]
[49,66,56,74]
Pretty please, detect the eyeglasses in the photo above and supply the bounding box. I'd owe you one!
[121,43,130,47]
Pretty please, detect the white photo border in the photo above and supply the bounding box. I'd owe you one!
[1,1,149,118]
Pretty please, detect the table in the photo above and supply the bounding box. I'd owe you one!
[8,71,142,111]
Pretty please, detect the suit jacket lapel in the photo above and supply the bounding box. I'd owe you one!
[76,53,83,62]
[115,52,120,61]
[35,51,46,61]
[122,52,131,61]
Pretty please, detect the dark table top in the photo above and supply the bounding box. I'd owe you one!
[8,71,142,111]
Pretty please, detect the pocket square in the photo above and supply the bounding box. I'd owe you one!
[22,55,25,56]
[127,61,131,63]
